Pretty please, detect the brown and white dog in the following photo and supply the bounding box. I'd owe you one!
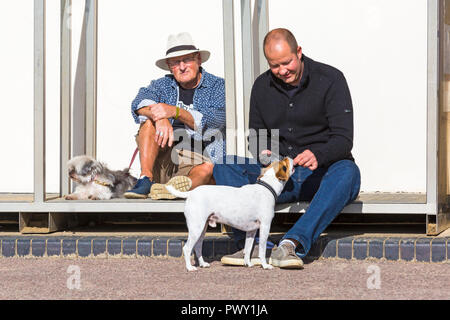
[166,157,295,271]
[65,155,137,200]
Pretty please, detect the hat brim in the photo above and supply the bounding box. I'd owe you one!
[155,50,210,71]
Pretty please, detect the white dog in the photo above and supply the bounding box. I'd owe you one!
[166,157,295,271]
[65,155,137,200]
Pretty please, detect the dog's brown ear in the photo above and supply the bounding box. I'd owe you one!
[275,158,290,181]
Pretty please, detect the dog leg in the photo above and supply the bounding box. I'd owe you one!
[65,193,80,200]
[183,240,197,272]
[183,216,207,271]
[243,230,257,267]
[65,192,87,200]
[258,221,274,270]
[194,223,210,268]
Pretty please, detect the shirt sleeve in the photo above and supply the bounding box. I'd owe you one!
[189,78,226,142]
[309,71,354,167]
[131,80,160,124]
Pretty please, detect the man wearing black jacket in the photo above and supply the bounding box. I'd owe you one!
[215,28,361,269]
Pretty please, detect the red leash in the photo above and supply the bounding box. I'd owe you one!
[128,147,139,169]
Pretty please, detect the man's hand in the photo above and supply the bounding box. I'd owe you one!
[154,118,174,148]
[148,103,176,122]
[294,149,318,171]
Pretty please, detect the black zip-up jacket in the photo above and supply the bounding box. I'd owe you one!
[248,55,355,168]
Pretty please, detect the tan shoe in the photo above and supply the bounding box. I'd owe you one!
[149,176,192,200]
[269,243,304,269]
[221,245,274,266]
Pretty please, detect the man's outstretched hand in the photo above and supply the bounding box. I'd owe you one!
[294,149,318,171]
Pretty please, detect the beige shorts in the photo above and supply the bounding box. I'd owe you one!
[135,127,211,184]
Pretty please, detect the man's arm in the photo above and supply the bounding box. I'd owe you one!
[139,103,196,130]
[248,82,274,162]
[308,71,354,168]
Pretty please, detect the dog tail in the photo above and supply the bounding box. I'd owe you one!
[165,185,189,199]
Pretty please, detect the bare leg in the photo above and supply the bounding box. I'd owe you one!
[188,162,215,189]
[136,120,160,180]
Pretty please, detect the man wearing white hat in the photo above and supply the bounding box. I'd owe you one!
[125,32,226,199]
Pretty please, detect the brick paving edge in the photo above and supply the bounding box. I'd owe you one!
[0,236,448,263]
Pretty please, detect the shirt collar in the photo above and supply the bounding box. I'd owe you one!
[169,67,210,89]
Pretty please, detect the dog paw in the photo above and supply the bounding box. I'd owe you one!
[200,262,210,268]
[64,194,77,200]
[262,264,274,270]
[88,195,100,200]
[186,266,198,272]
[244,262,254,268]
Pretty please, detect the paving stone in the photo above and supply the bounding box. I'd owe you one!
[202,239,214,258]
[322,238,337,258]
[77,239,92,257]
[17,239,30,257]
[62,239,77,256]
[368,239,384,259]
[431,238,447,262]
[1,239,15,257]
[353,239,368,260]
[153,238,168,256]
[447,240,450,262]
[384,238,400,261]
[399,238,416,261]
[31,238,46,257]
[308,240,322,258]
[107,239,122,256]
[415,238,431,262]
[213,238,229,257]
[46,239,61,257]
[137,239,152,257]
[337,238,353,259]
[168,239,183,258]
[123,239,137,257]
[229,240,239,254]
[93,239,107,256]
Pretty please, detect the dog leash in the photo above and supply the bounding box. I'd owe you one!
[128,147,139,169]
[256,179,278,202]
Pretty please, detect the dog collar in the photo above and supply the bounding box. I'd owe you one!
[94,180,112,187]
[93,175,113,187]
[256,180,277,202]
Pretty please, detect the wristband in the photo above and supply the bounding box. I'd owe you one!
[175,106,180,120]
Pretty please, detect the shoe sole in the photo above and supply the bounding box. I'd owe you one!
[220,256,262,266]
[123,192,148,199]
[269,257,304,269]
[150,176,192,200]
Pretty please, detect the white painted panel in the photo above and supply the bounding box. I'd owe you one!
[269,0,428,192]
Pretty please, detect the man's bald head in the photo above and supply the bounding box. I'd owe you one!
[263,28,298,58]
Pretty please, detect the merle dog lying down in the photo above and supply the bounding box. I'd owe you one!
[65,155,136,200]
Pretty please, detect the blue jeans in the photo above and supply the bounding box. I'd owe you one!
[213,155,361,258]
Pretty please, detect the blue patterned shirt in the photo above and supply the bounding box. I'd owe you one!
[131,68,226,163]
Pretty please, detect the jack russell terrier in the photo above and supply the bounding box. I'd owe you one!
[165,157,295,271]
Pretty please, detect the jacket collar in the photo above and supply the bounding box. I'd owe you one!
[269,54,311,93]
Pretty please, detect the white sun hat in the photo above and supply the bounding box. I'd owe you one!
[155,32,211,71]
